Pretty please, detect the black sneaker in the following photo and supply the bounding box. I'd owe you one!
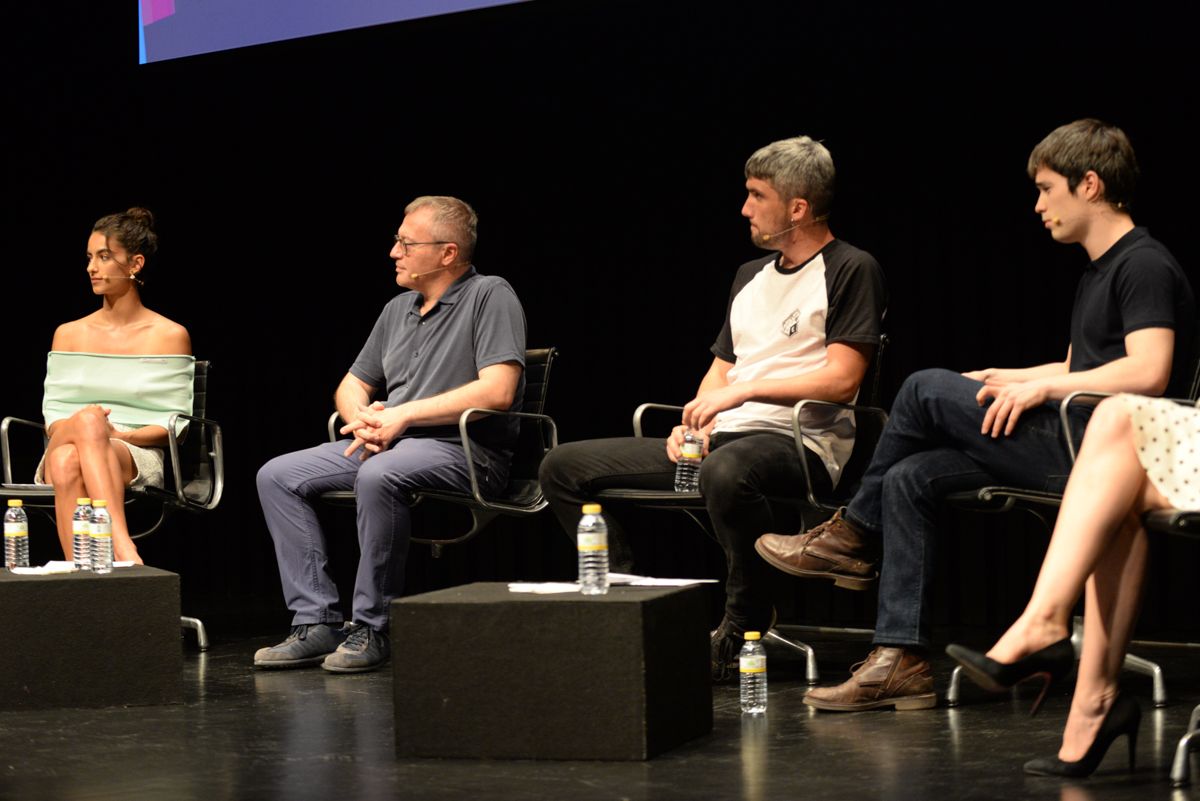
[253,623,347,669]
[710,611,776,683]
[322,622,391,673]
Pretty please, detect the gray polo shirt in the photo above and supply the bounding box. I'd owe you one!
[350,266,527,456]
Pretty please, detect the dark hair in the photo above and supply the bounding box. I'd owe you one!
[92,207,159,258]
[1027,120,1138,210]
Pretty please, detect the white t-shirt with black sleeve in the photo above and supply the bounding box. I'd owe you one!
[710,239,887,486]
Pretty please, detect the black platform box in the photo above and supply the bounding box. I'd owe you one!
[0,565,182,709]
[392,582,712,760]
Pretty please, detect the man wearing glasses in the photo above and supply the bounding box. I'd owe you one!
[255,195,526,673]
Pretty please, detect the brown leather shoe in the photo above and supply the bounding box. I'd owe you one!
[754,508,878,590]
[804,646,936,712]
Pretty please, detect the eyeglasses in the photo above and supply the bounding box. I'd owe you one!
[393,235,451,257]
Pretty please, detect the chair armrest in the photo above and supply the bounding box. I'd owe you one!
[328,411,343,443]
[164,412,225,510]
[1059,391,1115,462]
[456,407,559,511]
[791,399,889,509]
[632,403,684,438]
[2,416,46,484]
[1059,392,1196,463]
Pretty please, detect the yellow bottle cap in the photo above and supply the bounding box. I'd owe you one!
[7,500,22,507]
[93,500,108,508]
[582,503,602,515]
[77,497,92,505]
[744,631,761,640]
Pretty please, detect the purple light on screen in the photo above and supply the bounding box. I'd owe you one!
[141,0,176,25]
[140,0,524,64]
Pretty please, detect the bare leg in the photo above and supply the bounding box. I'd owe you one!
[101,442,141,563]
[44,407,141,563]
[1058,512,1148,760]
[44,444,85,558]
[987,398,1167,663]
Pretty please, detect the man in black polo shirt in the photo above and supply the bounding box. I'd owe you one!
[254,196,526,673]
[756,119,1196,711]
[539,136,888,681]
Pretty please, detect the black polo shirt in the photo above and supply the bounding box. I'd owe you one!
[1069,227,1196,397]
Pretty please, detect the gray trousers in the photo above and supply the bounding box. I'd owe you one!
[256,438,506,631]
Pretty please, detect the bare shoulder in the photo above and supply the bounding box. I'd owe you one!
[146,312,193,355]
[50,316,92,351]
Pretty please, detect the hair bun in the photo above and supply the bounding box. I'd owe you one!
[125,207,156,230]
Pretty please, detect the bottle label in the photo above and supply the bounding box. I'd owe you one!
[681,442,702,459]
[577,532,608,551]
[90,523,113,538]
[739,655,766,673]
[4,523,28,538]
[73,520,90,536]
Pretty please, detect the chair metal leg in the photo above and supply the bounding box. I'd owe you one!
[1121,652,1166,707]
[947,665,963,707]
[1171,704,1200,787]
[764,629,819,684]
[181,616,209,651]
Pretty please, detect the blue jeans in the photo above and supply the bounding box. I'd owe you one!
[843,369,1088,647]
[257,438,507,631]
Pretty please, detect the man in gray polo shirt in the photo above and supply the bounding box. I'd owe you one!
[254,195,526,673]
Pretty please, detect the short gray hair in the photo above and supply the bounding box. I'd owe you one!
[744,137,835,220]
[405,195,478,262]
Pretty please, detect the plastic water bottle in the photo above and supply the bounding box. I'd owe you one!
[73,497,93,571]
[4,499,30,570]
[674,429,703,492]
[577,503,609,595]
[739,631,767,714]
[90,500,113,574]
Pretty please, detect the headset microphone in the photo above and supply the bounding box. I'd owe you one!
[761,222,802,242]
[408,266,451,279]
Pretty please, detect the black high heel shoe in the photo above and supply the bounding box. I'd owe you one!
[1024,693,1141,778]
[945,637,1074,716]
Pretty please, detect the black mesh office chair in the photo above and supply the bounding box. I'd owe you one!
[944,369,1200,708]
[320,347,558,557]
[1,361,225,649]
[594,337,890,683]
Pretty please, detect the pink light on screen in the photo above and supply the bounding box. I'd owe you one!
[141,0,176,25]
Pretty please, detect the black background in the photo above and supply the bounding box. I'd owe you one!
[5,1,1197,638]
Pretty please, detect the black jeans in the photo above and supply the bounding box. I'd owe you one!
[843,368,1088,647]
[538,430,831,629]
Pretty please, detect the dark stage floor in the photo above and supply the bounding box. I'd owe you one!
[1,629,1197,801]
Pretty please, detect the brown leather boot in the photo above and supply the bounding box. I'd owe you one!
[754,508,878,590]
[804,646,936,712]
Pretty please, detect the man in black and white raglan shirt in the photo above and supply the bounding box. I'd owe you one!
[539,136,887,681]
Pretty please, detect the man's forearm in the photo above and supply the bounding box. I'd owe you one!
[737,365,864,407]
[335,379,374,426]
[393,378,515,429]
[979,362,1069,384]
[1037,355,1172,400]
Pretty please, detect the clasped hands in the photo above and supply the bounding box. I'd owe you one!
[963,369,1051,438]
[341,402,409,459]
[77,404,126,440]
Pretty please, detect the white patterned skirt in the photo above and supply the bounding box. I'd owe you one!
[1118,394,1200,510]
[34,422,166,490]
